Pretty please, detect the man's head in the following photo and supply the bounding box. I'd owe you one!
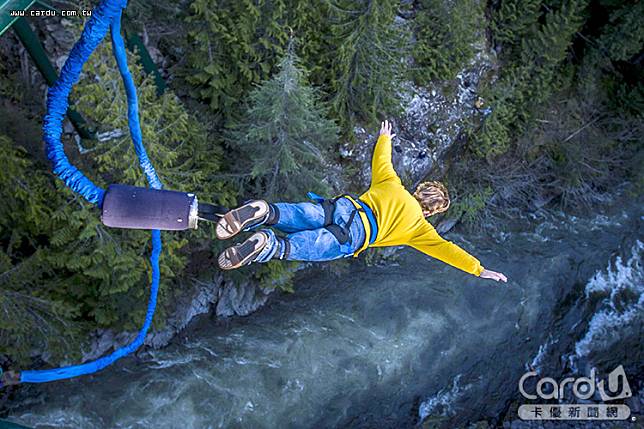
[413,181,450,217]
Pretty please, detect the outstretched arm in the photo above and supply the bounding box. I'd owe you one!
[410,222,508,282]
[371,120,401,185]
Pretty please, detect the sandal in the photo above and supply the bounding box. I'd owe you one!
[218,231,269,270]
[215,200,270,240]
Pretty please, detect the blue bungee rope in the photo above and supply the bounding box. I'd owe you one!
[19,0,162,384]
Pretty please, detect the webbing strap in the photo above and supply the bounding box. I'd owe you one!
[307,192,377,256]
[351,198,378,245]
[342,195,377,256]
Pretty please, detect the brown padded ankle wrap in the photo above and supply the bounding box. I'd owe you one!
[281,238,290,259]
[265,203,280,226]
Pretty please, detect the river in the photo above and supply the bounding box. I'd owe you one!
[3,193,642,428]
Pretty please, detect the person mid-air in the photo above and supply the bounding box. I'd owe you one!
[216,120,507,283]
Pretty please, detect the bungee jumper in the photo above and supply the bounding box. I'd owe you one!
[215,120,508,284]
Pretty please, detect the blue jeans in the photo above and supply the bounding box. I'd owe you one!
[253,198,366,263]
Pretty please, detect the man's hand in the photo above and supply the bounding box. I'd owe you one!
[379,120,396,139]
[480,268,508,283]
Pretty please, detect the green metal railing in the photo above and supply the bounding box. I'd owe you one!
[1,1,166,139]
[0,0,37,37]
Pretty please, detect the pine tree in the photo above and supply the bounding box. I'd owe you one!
[492,0,543,55]
[589,0,644,115]
[285,0,335,88]
[596,0,644,63]
[412,0,485,84]
[0,135,85,364]
[475,0,588,157]
[328,0,409,130]
[227,42,339,200]
[186,0,289,116]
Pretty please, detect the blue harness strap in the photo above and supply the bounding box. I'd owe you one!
[306,191,325,203]
[353,198,378,245]
[17,0,163,384]
[306,191,379,254]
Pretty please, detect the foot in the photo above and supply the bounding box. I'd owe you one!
[215,200,271,240]
[218,231,270,270]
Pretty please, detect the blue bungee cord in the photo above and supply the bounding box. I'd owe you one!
[13,0,163,384]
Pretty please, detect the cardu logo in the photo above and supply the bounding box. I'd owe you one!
[597,365,632,401]
[517,365,634,421]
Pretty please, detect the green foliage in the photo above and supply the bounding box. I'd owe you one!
[328,0,410,129]
[185,0,408,136]
[73,44,235,208]
[448,0,643,221]
[526,98,642,210]
[492,0,543,55]
[447,88,642,226]
[252,261,297,293]
[3,0,642,366]
[64,41,233,329]
[475,0,588,157]
[186,0,290,115]
[0,61,47,153]
[450,185,494,226]
[412,0,485,83]
[0,36,232,363]
[479,0,643,160]
[227,45,339,201]
[587,0,644,116]
[0,136,84,363]
[596,0,644,63]
[284,1,335,88]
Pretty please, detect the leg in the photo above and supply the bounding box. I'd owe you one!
[253,228,347,263]
[215,200,326,240]
[254,200,367,263]
[217,197,367,269]
[269,201,328,233]
[284,228,349,261]
[218,225,335,270]
[277,198,367,261]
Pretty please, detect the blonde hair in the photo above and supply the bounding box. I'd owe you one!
[413,181,450,216]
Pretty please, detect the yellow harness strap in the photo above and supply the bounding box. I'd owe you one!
[344,195,372,257]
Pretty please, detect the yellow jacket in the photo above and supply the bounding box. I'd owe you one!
[355,135,484,276]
